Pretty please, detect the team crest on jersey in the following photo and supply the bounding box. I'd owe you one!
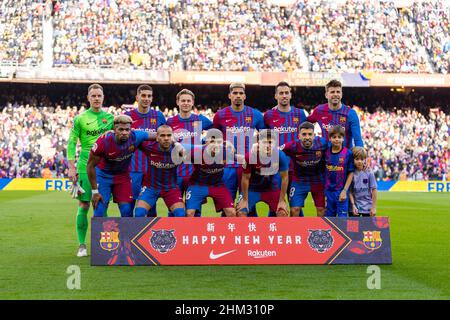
[150,229,177,254]
[307,230,334,253]
[100,231,120,251]
[128,145,135,152]
[102,118,107,124]
[193,121,198,127]
[316,151,322,157]
[151,119,157,125]
[293,117,299,123]
[340,116,346,123]
[363,231,382,250]
[339,157,344,163]
[245,116,252,123]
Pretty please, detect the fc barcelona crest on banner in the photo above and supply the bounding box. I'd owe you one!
[363,231,382,250]
[100,231,120,251]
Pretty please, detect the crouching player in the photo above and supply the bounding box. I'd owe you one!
[184,131,237,217]
[349,147,377,217]
[281,122,327,217]
[237,130,290,217]
[324,125,355,217]
[134,125,186,217]
[87,115,154,217]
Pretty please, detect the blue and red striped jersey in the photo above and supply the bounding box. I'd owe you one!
[124,108,166,174]
[263,106,307,145]
[307,103,363,148]
[324,146,355,191]
[213,105,265,168]
[90,131,148,174]
[281,137,327,184]
[188,145,226,187]
[243,149,290,192]
[139,141,179,191]
[166,113,212,177]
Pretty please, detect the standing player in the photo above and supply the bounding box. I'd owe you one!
[281,122,328,217]
[166,89,212,215]
[134,125,186,218]
[307,79,363,148]
[183,133,236,217]
[213,83,265,202]
[124,85,166,214]
[67,83,114,257]
[264,81,307,216]
[264,82,307,145]
[86,115,153,217]
[324,125,355,217]
[237,130,290,217]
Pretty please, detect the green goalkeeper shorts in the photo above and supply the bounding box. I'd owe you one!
[77,173,92,202]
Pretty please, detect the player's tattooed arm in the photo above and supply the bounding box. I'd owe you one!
[87,153,103,209]
[277,170,289,217]
[370,188,377,216]
[236,172,251,217]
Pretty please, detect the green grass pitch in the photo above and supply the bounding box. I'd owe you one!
[0,191,449,300]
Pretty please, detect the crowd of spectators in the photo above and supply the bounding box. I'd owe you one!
[1,0,448,73]
[52,0,180,69]
[360,108,449,181]
[292,0,432,73]
[169,0,303,71]
[410,1,449,74]
[1,102,448,181]
[0,0,44,66]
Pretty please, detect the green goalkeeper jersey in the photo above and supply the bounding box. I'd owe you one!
[67,108,114,173]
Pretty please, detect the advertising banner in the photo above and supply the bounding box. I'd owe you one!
[369,73,450,87]
[169,71,261,85]
[91,217,392,266]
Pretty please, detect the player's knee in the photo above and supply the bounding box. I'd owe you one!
[223,208,236,217]
[186,210,196,217]
[290,207,301,217]
[79,201,89,210]
[316,207,325,217]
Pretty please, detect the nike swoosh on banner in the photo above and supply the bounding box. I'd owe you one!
[209,249,237,260]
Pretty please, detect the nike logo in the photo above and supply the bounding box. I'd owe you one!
[225,119,233,123]
[273,119,280,122]
[150,153,158,157]
[86,120,97,125]
[209,249,236,260]
[108,152,116,156]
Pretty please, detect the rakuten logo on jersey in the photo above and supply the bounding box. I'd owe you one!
[150,160,177,169]
[273,126,297,134]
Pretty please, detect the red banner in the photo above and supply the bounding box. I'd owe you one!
[92,217,392,265]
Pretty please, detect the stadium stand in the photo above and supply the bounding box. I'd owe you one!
[0,0,44,66]
[45,0,448,73]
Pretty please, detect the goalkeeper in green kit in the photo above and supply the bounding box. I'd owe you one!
[67,84,114,257]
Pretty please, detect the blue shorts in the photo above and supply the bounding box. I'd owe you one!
[137,186,183,214]
[186,185,234,214]
[325,190,349,217]
[239,190,279,217]
[288,181,325,208]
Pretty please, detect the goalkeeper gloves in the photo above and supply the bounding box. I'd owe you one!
[70,183,86,199]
